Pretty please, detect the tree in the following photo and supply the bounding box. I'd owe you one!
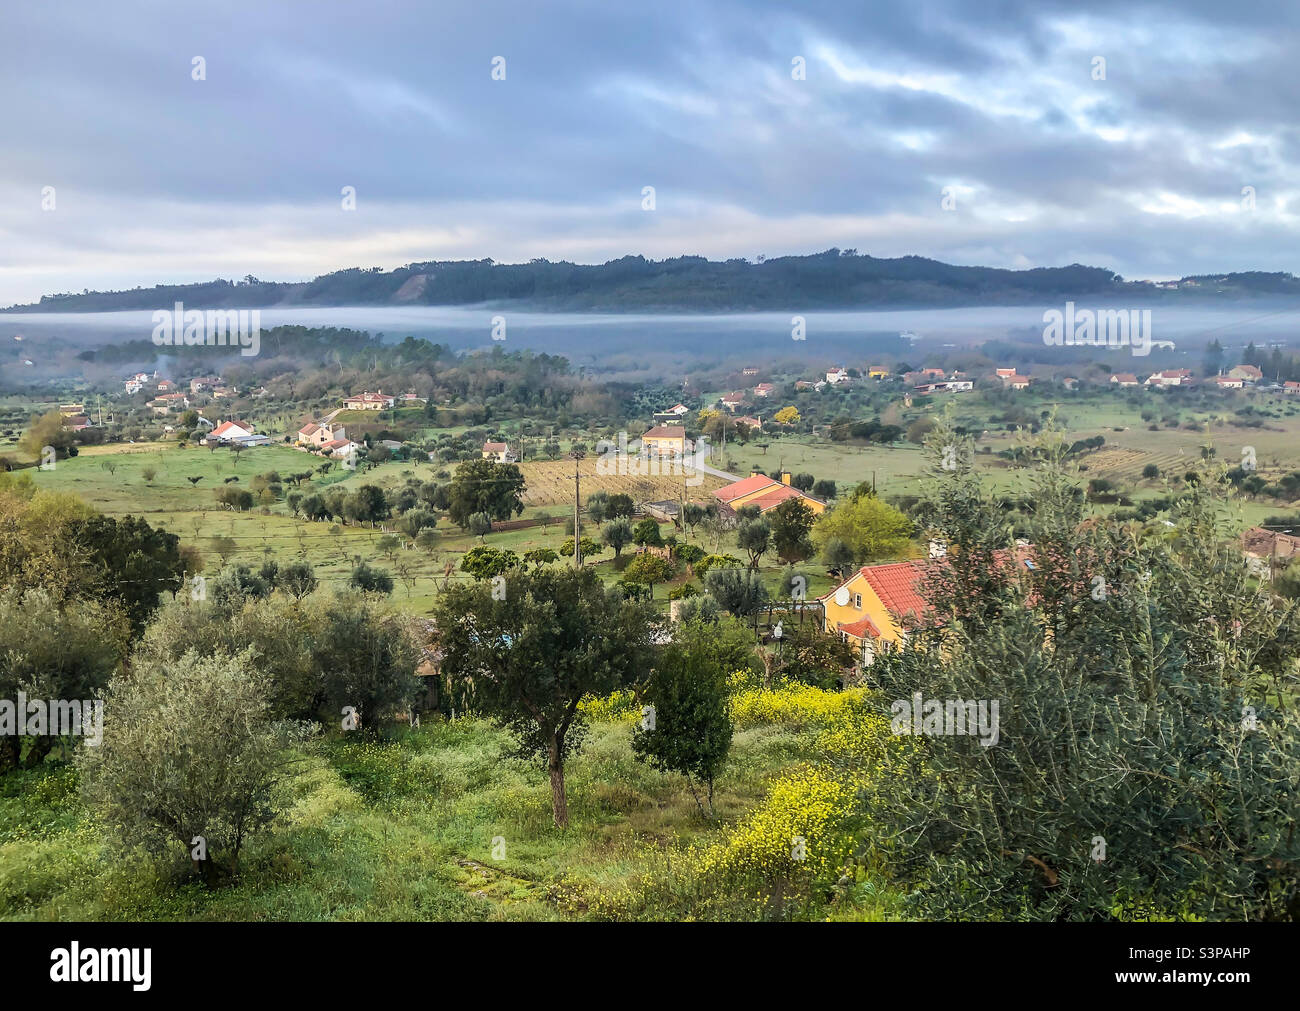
[791,472,815,492]
[560,537,603,559]
[605,493,635,519]
[78,649,299,881]
[70,514,186,635]
[0,589,129,769]
[460,545,520,581]
[812,494,912,564]
[398,508,436,540]
[705,565,769,615]
[448,458,526,528]
[312,592,421,727]
[586,490,610,524]
[623,553,674,596]
[601,517,634,558]
[736,516,772,569]
[19,410,73,458]
[210,563,271,612]
[812,479,837,500]
[277,560,318,601]
[434,567,656,827]
[523,547,559,569]
[632,621,733,816]
[467,512,494,539]
[773,406,800,425]
[136,594,318,720]
[682,502,708,535]
[770,497,815,563]
[349,562,393,594]
[820,536,856,578]
[859,424,1300,921]
[1204,338,1225,377]
[633,517,663,548]
[376,534,401,562]
[415,528,440,555]
[349,485,390,526]
[674,541,706,574]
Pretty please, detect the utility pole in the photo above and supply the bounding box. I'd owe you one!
[570,449,585,568]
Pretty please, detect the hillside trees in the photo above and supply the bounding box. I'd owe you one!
[858,420,1300,921]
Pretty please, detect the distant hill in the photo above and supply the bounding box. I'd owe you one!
[7,250,1299,313]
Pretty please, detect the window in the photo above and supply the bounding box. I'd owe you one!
[853,593,862,609]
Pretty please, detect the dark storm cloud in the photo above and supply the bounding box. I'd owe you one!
[0,0,1296,304]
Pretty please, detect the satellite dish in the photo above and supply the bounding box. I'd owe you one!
[834,586,851,607]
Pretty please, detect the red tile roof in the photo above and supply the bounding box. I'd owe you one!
[298,423,320,436]
[713,473,780,503]
[210,420,251,437]
[837,616,882,640]
[858,561,930,622]
[743,483,821,511]
[745,484,817,512]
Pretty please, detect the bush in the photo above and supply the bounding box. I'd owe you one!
[349,562,394,595]
[78,650,305,880]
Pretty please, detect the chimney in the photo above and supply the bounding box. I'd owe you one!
[780,471,791,486]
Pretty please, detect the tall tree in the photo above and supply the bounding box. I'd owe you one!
[447,458,527,529]
[632,620,734,816]
[770,497,815,563]
[434,567,656,827]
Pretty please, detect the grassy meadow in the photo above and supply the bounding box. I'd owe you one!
[0,683,899,922]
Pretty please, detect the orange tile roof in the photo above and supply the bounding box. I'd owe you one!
[745,484,813,511]
[713,473,780,503]
[837,616,881,640]
[858,561,930,622]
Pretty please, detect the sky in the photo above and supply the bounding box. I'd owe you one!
[1,0,1298,307]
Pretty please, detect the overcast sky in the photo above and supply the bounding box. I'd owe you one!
[1,0,1297,307]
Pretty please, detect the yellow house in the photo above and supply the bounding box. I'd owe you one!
[712,471,827,515]
[641,425,689,455]
[867,366,889,379]
[818,560,930,663]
